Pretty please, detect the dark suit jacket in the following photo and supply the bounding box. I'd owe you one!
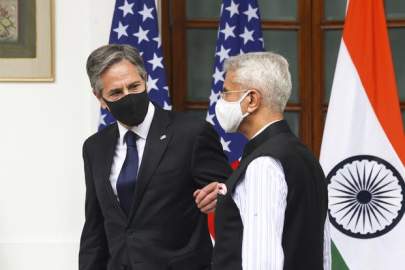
[79,107,232,270]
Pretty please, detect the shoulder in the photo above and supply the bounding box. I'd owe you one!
[237,156,287,197]
[262,131,316,163]
[83,123,117,151]
[245,156,284,178]
[168,111,215,137]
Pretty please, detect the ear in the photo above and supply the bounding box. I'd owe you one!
[93,89,108,110]
[245,89,261,114]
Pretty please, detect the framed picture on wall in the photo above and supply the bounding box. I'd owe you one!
[0,0,54,82]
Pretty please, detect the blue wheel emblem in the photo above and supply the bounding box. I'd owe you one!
[327,155,405,239]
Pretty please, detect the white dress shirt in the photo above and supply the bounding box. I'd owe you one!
[109,102,155,196]
[232,121,331,270]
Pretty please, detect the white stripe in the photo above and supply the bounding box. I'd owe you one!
[320,40,405,270]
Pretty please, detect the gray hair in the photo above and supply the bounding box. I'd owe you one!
[224,52,292,113]
[86,44,147,94]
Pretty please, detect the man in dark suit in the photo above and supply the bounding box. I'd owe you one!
[211,52,330,270]
[79,44,231,270]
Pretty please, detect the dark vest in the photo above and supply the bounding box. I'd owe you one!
[212,120,328,270]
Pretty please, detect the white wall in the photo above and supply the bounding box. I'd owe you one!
[0,0,115,269]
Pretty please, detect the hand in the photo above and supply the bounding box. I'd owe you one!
[193,182,220,214]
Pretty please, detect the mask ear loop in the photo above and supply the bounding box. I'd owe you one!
[240,90,252,119]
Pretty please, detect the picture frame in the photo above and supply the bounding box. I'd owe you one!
[0,0,54,82]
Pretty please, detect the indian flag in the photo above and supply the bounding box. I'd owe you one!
[320,0,405,269]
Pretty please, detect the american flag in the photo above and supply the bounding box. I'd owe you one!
[99,0,171,130]
[206,0,264,164]
[206,0,264,238]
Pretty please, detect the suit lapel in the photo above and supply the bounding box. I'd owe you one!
[128,108,172,220]
[98,124,127,220]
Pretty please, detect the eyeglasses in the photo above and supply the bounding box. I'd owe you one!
[219,89,250,99]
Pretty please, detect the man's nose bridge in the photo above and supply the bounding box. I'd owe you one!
[122,84,129,95]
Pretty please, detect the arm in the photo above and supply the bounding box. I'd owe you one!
[191,121,232,187]
[79,143,109,270]
[191,122,232,213]
[233,156,287,270]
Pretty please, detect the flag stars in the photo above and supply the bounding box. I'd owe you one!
[107,0,172,117]
[99,112,107,126]
[118,0,134,17]
[226,0,240,18]
[153,36,162,48]
[239,27,254,45]
[206,113,216,126]
[216,45,231,63]
[243,4,259,22]
[148,53,164,71]
[213,68,224,84]
[163,101,172,110]
[220,137,232,152]
[147,75,159,92]
[220,23,236,41]
[138,4,154,22]
[113,21,128,39]
[133,26,150,43]
[258,37,265,49]
[209,91,220,106]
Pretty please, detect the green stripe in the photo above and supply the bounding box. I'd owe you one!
[332,241,349,270]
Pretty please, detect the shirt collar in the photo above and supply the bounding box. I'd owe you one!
[117,102,155,144]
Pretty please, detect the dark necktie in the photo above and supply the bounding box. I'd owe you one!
[117,131,139,215]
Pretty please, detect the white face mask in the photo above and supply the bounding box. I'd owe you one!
[215,91,250,133]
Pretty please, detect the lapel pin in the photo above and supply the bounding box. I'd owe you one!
[160,134,167,140]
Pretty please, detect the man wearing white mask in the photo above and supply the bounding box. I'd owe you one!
[211,52,331,270]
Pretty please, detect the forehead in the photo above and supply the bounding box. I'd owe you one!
[101,59,143,89]
[224,70,241,90]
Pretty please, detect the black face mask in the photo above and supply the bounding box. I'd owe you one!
[104,91,149,126]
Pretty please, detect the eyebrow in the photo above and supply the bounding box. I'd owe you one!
[108,80,143,94]
[127,81,142,89]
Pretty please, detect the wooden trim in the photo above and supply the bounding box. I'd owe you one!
[387,20,405,27]
[302,0,314,148]
[186,101,209,110]
[285,104,303,112]
[321,22,344,30]
[185,20,301,30]
[320,103,405,111]
[319,19,405,29]
[179,8,405,29]
[261,21,301,30]
[186,20,218,28]
[161,0,173,99]
[294,0,311,148]
[171,0,187,111]
[311,0,324,157]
